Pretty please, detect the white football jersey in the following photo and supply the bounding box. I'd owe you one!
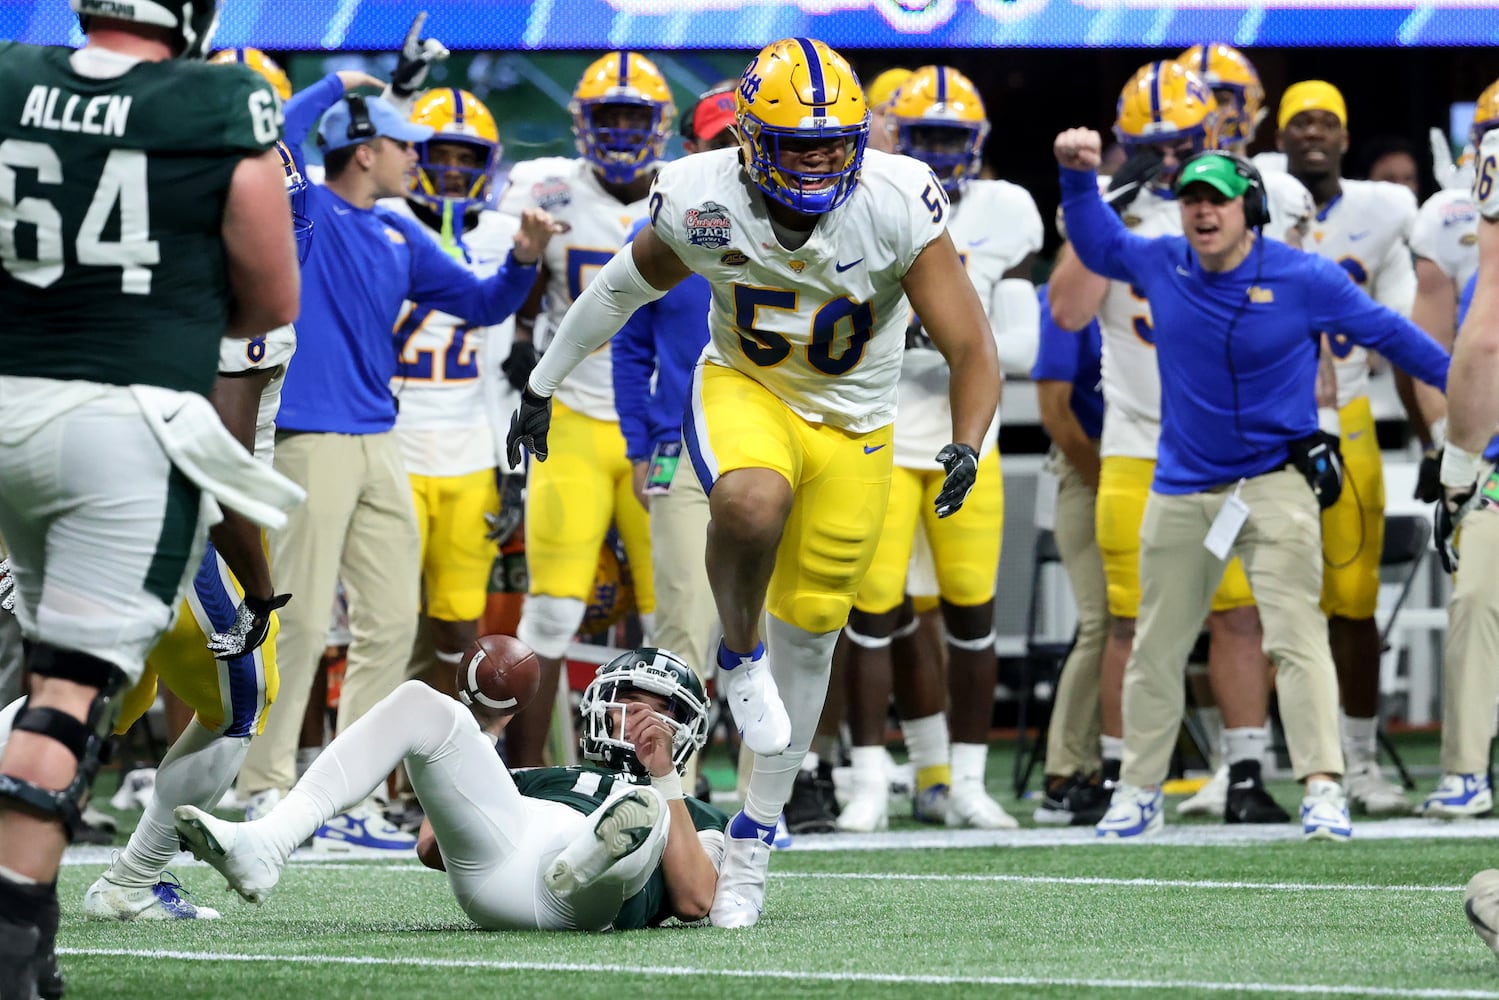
[382,199,520,478]
[218,324,295,466]
[1263,170,1315,248]
[499,157,652,422]
[1410,188,1479,289]
[650,147,948,434]
[1475,128,1499,221]
[893,178,1042,468]
[1304,179,1418,407]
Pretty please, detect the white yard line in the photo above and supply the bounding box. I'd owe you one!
[51,948,1499,998]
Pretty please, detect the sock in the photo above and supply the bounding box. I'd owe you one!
[849,744,886,780]
[1340,710,1378,766]
[742,618,836,825]
[1228,758,1263,784]
[728,810,777,845]
[1222,727,1269,772]
[1101,758,1121,784]
[902,712,950,791]
[296,746,321,780]
[717,640,765,673]
[799,751,819,775]
[1100,734,1125,764]
[1306,777,1341,798]
[950,742,988,790]
[112,720,250,888]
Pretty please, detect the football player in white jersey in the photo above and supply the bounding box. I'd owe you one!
[498,51,675,767]
[1277,80,1421,815]
[508,37,999,928]
[380,88,520,695]
[1049,61,1290,826]
[837,65,1039,833]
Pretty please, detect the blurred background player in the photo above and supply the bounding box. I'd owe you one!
[1049,61,1289,827]
[499,51,676,767]
[865,66,912,154]
[178,649,725,932]
[208,46,292,104]
[381,88,520,697]
[1277,80,1420,816]
[838,65,1040,833]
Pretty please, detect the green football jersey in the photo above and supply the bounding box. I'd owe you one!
[512,765,729,930]
[0,44,281,395]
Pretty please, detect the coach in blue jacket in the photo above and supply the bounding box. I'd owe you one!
[1054,127,1449,843]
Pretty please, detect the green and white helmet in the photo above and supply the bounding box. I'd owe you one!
[72,0,222,59]
[579,647,709,776]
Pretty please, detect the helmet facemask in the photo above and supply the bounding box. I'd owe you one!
[413,136,501,214]
[578,651,709,776]
[574,98,669,186]
[893,121,987,193]
[739,116,869,215]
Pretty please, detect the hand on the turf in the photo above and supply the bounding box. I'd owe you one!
[207,594,291,659]
[506,387,552,468]
[934,443,979,518]
[389,12,449,99]
[0,558,14,614]
[623,707,676,778]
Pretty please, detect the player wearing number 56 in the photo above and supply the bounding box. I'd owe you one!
[1053,126,1449,844]
[233,29,561,836]
[508,37,1000,930]
[0,3,304,995]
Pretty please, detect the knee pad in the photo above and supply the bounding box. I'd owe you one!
[516,595,587,660]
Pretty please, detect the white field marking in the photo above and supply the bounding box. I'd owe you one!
[51,948,1499,999]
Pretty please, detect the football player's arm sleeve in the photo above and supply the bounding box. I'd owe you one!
[1316,257,1449,391]
[405,219,539,327]
[282,73,346,151]
[1058,166,1144,284]
[611,301,658,462]
[990,272,1040,376]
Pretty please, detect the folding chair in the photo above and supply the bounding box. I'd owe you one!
[1374,513,1431,790]
[1012,530,1076,798]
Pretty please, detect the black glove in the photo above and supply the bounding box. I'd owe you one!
[1435,488,1476,574]
[506,387,553,469]
[934,443,979,518]
[389,12,449,99]
[904,319,933,352]
[501,341,540,393]
[1288,430,1345,510]
[1415,447,1443,503]
[207,593,291,660]
[1104,149,1163,215]
[484,472,526,545]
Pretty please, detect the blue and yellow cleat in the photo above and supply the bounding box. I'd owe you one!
[83,869,222,921]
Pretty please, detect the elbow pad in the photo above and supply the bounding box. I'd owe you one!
[989,278,1040,376]
[529,245,667,397]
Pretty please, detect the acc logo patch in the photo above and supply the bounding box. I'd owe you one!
[1462,232,1479,245]
[1121,214,1141,228]
[684,201,732,249]
[719,249,749,266]
[531,177,572,212]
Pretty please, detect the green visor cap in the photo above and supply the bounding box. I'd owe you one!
[1174,155,1251,199]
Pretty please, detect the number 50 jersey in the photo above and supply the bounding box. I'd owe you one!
[649,147,949,433]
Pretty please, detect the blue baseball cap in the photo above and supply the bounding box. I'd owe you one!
[318,95,435,152]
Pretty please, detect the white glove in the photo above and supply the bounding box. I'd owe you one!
[1431,127,1476,192]
[389,12,449,99]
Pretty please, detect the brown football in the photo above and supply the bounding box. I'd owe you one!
[456,634,541,717]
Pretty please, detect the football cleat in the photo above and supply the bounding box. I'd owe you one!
[1177,764,1229,816]
[173,806,284,904]
[545,788,662,899]
[835,767,889,833]
[1300,781,1353,841]
[718,643,791,756]
[710,812,776,929]
[1465,869,1499,957]
[1033,773,1111,827]
[82,871,221,921]
[314,801,417,852]
[772,814,793,850]
[1343,760,1412,816]
[912,780,949,825]
[243,787,282,822]
[1095,784,1165,839]
[945,783,1019,830]
[1419,773,1493,819]
[784,767,838,835]
[109,767,157,812]
[1224,776,1290,824]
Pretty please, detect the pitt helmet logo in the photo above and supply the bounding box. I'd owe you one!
[739,69,763,104]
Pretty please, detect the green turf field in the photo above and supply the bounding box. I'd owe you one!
[53,733,1499,999]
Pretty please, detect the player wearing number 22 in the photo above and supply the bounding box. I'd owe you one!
[0,3,303,994]
[509,37,1001,928]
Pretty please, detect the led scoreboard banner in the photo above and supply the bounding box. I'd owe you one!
[6,0,1499,49]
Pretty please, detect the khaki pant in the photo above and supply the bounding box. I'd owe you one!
[1442,503,1499,774]
[1044,450,1109,777]
[648,461,718,791]
[238,431,421,795]
[1122,468,1342,786]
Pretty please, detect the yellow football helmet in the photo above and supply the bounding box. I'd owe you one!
[407,88,503,213]
[1115,60,1219,155]
[570,51,676,185]
[887,65,989,193]
[208,48,291,102]
[578,541,636,638]
[1472,78,1499,148]
[736,37,870,214]
[1178,43,1265,147]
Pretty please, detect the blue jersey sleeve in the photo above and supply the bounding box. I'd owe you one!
[283,73,345,152]
[1058,167,1150,286]
[395,214,538,327]
[1308,254,1450,391]
[612,297,658,462]
[1031,285,1081,383]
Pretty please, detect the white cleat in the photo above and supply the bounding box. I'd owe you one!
[945,784,1019,830]
[545,789,663,899]
[173,805,284,905]
[109,768,156,812]
[720,649,791,756]
[82,872,221,921]
[834,774,889,833]
[1343,760,1412,816]
[710,813,774,929]
[1466,869,1499,957]
[1176,765,1228,816]
[243,787,282,821]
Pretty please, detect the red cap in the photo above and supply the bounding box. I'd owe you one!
[689,91,737,144]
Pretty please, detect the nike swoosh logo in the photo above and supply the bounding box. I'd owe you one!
[968,238,990,247]
[1347,430,1364,440]
[1349,231,1370,241]
[332,206,351,216]
[1176,266,1190,276]
[835,258,863,273]
[864,443,886,454]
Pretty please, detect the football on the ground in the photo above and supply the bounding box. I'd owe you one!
[456,634,541,716]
